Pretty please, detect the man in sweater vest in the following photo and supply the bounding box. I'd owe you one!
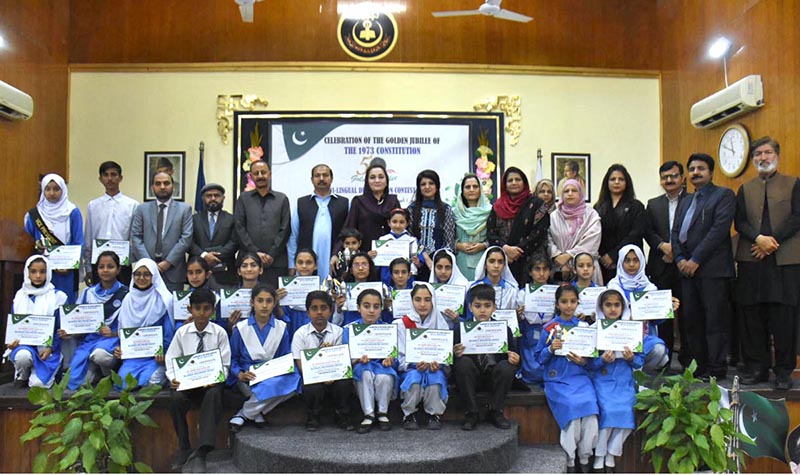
[735,136,800,390]
[288,164,350,278]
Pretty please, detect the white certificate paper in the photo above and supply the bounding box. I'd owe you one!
[172,349,226,391]
[47,245,82,270]
[119,326,163,360]
[173,290,193,321]
[5,314,55,346]
[631,290,674,321]
[345,282,384,311]
[250,353,296,386]
[596,319,644,353]
[492,309,521,338]
[279,276,321,308]
[433,284,466,315]
[220,288,252,320]
[391,289,413,319]
[91,239,131,265]
[524,284,559,314]
[348,324,398,359]
[60,304,104,335]
[576,286,607,316]
[555,325,598,358]
[371,239,410,266]
[404,328,453,365]
[301,344,353,385]
[460,321,509,355]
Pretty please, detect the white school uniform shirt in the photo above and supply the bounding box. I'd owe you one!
[291,321,344,359]
[82,192,139,272]
[378,231,419,274]
[164,321,231,382]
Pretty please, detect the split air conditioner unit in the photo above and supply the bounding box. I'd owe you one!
[690,74,763,129]
[0,80,34,120]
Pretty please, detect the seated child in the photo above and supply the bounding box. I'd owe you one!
[228,284,302,432]
[331,228,363,280]
[277,248,320,336]
[334,252,384,326]
[535,284,599,473]
[453,283,519,430]
[291,291,354,432]
[6,256,66,388]
[384,257,414,323]
[174,256,214,332]
[114,258,175,388]
[517,253,553,385]
[65,251,129,389]
[589,289,643,473]
[165,288,232,473]
[395,282,451,430]
[342,289,398,433]
[428,249,469,328]
[466,246,520,320]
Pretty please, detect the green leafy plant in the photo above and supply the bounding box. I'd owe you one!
[634,360,754,473]
[20,369,162,473]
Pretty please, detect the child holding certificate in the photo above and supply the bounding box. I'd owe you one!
[277,248,319,336]
[342,289,398,434]
[385,257,414,323]
[173,257,214,332]
[588,289,642,473]
[65,251,129,389]
[165,289,231,473]
[572,252,600,325]
[517,254,553,386]
[396,282,451,430]
[453,284,519,430]
[228,284,302,433]
[335,252,381,326]
[7,256,66,388]
[534,284,599,473]
[428,249,469,328]
[466,247,520,320]
[291,291,354,432]
[606,245,680,373]
[114,258,175,388]
[370,208,422,283]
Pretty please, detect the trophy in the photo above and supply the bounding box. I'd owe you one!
[333,247,355,280]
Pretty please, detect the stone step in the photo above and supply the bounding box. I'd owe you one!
[230,422,520,473]
[508,444,566,473]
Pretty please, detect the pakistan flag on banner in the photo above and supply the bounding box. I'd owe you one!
[738,391,789,460]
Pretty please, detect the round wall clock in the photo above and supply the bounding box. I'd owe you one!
[718,123,750,178]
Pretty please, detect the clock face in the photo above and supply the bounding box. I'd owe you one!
[718,126,748,177]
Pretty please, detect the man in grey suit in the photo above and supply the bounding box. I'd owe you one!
[131,172,194,291]
[189,183,238,288]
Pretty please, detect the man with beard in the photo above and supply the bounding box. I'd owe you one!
[189,183,239,288]
[131,172,194,291]
[234,160,291,285]
[735,137,800,390]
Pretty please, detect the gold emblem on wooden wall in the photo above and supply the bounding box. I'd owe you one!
[217,95,270,144]
[473,95,521,146]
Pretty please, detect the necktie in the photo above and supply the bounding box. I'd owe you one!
[678,193,700,243]
[155,203,166,258]
[196,331,205,353]
[313,331,325,347]
[209,212,216,238]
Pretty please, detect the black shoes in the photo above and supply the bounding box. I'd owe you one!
[305,416,320,432]
[357,416,374,434]
[12,379,27,389]
[336,413,356,431]
[376,413,392,431]
[427,413,442,430]
[403,413,419,430]
[741,371,769,385]
[462,412,479,431]
[775,373,793,391]
[488,410,511,430]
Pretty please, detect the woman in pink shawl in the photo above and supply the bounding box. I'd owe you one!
[547,179,603,284]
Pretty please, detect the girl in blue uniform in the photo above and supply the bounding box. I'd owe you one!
[517,253,553,385]
[370,208,422,283]
[572,252,600,324]
[277,248,320,336]
[385,257,414,323]
[466,246,520,320]
[173,256,214,331]
[428,249,468,328]
[589,289,643,473]
[535,284,599,473]
[6,256,66,388]
[65,251,128,389]
[335,252,384,326]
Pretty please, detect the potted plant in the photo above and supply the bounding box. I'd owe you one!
[20,370,161,473]
[633,360,754,473]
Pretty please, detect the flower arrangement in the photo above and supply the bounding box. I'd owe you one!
[242,123,264,191]
[474,129,496,200]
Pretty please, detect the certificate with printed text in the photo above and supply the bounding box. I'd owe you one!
[119,326,163,359]
[492,310,521,338]
[60,304,104,335]
[391,289,413,319]
[345,282,384,311]
[405,329,453,364]
[172,349,226,391]
[250,353,296,386]
[301,344,353,385]
[433,284,466,315]
[173,290,193,321]
[371,240,410,266]
[576,286,607,316]
[5,314,55,346]
[91,239,130,265]
[348,324,398,359]
[524,284,559,314]
[555,325,598,358]
[596,319,644,353]
[279,276,321,308]
[460,321,509,355]
[47,245,82,270]
[631,290,674,321]
[220,288,252,320]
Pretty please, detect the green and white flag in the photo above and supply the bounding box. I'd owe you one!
[738,391,789,460]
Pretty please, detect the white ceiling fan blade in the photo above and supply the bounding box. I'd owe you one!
[239,3,254,22]
[432,9,482,17]
[494,9,533,22]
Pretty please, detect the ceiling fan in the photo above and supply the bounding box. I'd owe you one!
[432,0,533,23]
[235,0,264,23]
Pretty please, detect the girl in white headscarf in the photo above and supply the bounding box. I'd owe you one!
[466,246,521,320]
[23,173,84,304]
[428,249,470,328]
[114,258,175,388]
[6,256,67,388]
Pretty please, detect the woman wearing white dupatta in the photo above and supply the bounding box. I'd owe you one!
[548,179,603,284]
[115,259,175,388]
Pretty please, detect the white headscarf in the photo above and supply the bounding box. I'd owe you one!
[405,282,450,330]
[35,174,77,244]
[13,255,66,315]
[428,249,469,286]
[608,244,656,293]
[594,288,631,320]
[117,259,174,328]
[472,246,519,289]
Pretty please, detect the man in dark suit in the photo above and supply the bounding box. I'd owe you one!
[671,153,736,379]
[189,183,238,288]
[644,160,691,369]
[131,172,193,291]
[287,164,349,279]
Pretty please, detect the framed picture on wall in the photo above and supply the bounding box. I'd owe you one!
[552,153,591,202]
[144,151,185,201]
